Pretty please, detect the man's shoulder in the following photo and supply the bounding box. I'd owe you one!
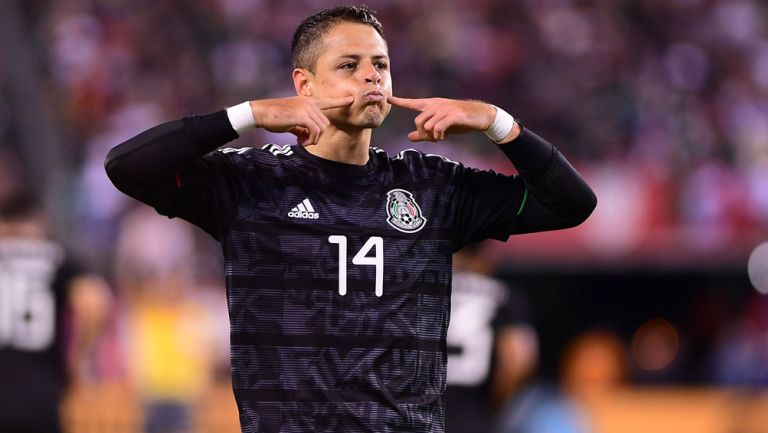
[0,238,65,266]
[212,143,296,167]
[215,143,296,158]
[378,147,464,174]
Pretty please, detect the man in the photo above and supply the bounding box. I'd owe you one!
[104,5,595,432]
[0,191,111,433]
[445,243,538,433]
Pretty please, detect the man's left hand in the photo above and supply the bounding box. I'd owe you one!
[388,96,496,142]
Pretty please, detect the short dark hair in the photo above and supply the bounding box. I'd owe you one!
[291,5,384,72]
[0,190,42,222]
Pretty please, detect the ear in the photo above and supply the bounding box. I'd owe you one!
[292,68,314,97]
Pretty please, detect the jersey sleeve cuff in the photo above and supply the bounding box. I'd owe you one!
[226,101,256,137]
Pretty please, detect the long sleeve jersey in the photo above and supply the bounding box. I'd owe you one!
[105,110,595,433]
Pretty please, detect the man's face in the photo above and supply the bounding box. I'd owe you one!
[307,22,392,129]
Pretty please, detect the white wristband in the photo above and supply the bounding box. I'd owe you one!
[484,105,516,142]
[226,101,256,136]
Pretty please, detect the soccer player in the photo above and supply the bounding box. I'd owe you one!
[445,243,538,433]
[104,5,596,432]
[0,191,111,433]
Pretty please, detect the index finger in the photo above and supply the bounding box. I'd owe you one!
[387,96,429,112]
[315,96,355,110]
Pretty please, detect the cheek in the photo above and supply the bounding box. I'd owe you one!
[382,76,393,94]
[317,78,357,97]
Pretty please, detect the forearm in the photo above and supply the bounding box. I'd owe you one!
[104,110,238,196]
[497,126,597,231]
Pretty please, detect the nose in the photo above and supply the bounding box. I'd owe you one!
[363,63,381,85]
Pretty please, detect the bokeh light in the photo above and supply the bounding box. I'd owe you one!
[747,242,768,294]
[632,318,680,372]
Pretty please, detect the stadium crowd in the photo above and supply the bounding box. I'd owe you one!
[1,0,767,432]
[0,0,764,264]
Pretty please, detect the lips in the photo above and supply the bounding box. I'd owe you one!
[363,91,384,103]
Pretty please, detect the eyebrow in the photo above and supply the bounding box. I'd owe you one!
[337,54,389,61]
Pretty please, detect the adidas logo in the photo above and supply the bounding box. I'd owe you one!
[288,198,319,219]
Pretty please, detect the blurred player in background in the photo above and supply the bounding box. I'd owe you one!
[0,191,111,433]
[115,206,223,433]
[105,5,595,432]
[446,242,539,433]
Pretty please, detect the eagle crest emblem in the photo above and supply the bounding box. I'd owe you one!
[386,189,426,233]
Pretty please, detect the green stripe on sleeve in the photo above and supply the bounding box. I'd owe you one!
[516,188,529,215]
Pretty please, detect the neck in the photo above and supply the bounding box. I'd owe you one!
[305,125,372,165]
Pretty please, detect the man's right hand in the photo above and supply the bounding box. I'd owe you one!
[249,96,354,146]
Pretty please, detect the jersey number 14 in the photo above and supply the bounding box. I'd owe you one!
[328,236,384,297]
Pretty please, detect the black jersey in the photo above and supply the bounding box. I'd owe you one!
[105,110,595,433]
[0,238,74,431]
[162,142,525,432]
[445,271,530,433]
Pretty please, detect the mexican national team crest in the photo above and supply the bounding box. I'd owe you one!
[386,189,427,233]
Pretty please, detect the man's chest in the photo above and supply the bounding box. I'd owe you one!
[224,173,454,293]
[236,165,452,238]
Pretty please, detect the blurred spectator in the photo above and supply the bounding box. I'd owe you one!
[497,329,628,433]
[445,242,539,433]
[1,1,767,429]
[709,293,768,386]
[125,276,219,433]
[9,0,760,265]
[115,206,224,433]
[0,191,112,433]
[562,330,629,399]
[0,150,23,204]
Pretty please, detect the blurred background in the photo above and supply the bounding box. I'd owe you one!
[1,0,767,432]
